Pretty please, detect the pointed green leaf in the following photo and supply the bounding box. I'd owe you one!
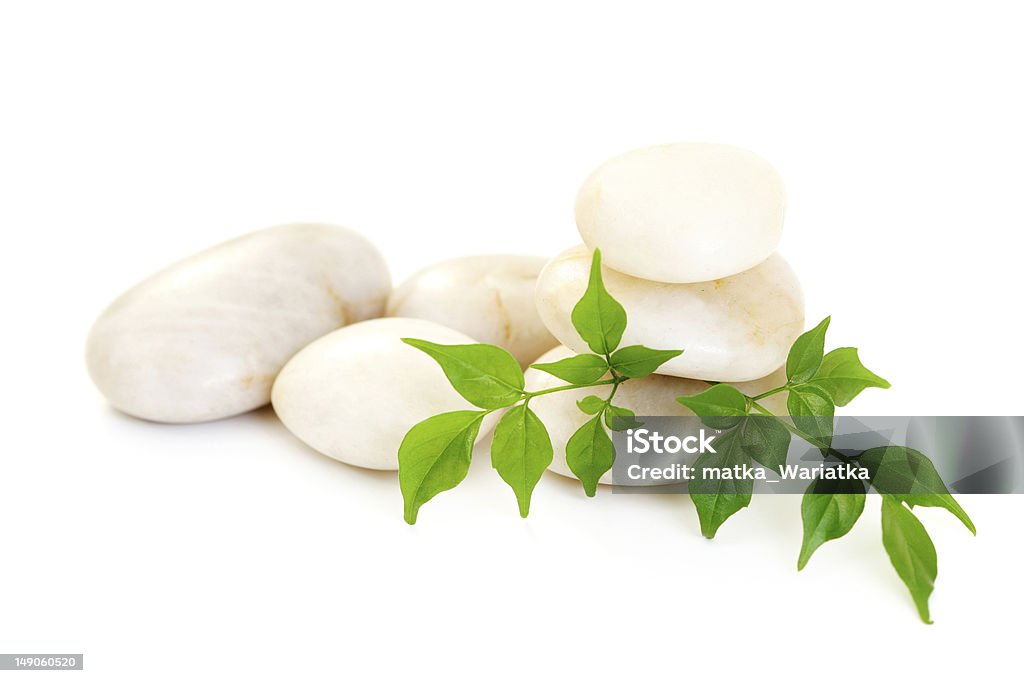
[605,404,642,431]
[531,353,609,384]
[403,339,524,409]
[797,476,866,570]
[903,493,976,535]
[570,249,627,355]
[490,405,553,518]
[398,410,485,524]
[737,415,792,474]
[786,316,831,383]
[688,430,753,538]
[576,395,606,415]
[787,384,835,454]
[566,415,615,497]
[881,496,938,624]
[808,347,891,406]
[609,345,683,379]
[676,384,749,429]
[860,446,975,534]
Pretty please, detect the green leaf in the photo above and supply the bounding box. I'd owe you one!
[859,446,975,534]
[490,405,553,518]
[676,384,749,429]
[904,493,976,535]
[576,395,606,415]
[609,345,683,379]
[787,384,835,454]
[531,353,609,384]
[737,415,792,474]
[808,347,891,406]
[398,410,485,524]
[881,496,938,624]
[688,430,753,538]
[605,404,642,431]
[797,476,866,570]
[786,316,831,383]
[570,249,627,355]
[566,415,615,497]
[402,339,524,409]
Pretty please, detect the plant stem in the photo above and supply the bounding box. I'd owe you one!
[749,400,856,464]
[751,385,789,401]
[523,378,617,400]
[712,378,856,464]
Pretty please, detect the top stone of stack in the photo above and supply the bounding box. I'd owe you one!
[574,143,785,283]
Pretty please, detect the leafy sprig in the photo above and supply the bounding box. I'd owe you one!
[678,315,973,622]
[398,249,681,522]
[397,248,974,623]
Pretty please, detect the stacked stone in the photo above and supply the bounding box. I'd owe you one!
[531,143,803,484]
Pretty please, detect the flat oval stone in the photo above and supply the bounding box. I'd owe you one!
[575,143,786,283]
[272,318,492,470]
[526,346,788,486]
[535,245,804,382]
[387,255,556,366]
[86,223,390,423]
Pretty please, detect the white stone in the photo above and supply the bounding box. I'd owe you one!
[386,255,557,366]
[575,142,786,283]
[535,245,804,382]
[526,346,789,486]
[86,223,390,423]
[272,318,493,470]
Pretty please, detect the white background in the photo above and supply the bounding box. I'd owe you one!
[2,1,1022,681]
